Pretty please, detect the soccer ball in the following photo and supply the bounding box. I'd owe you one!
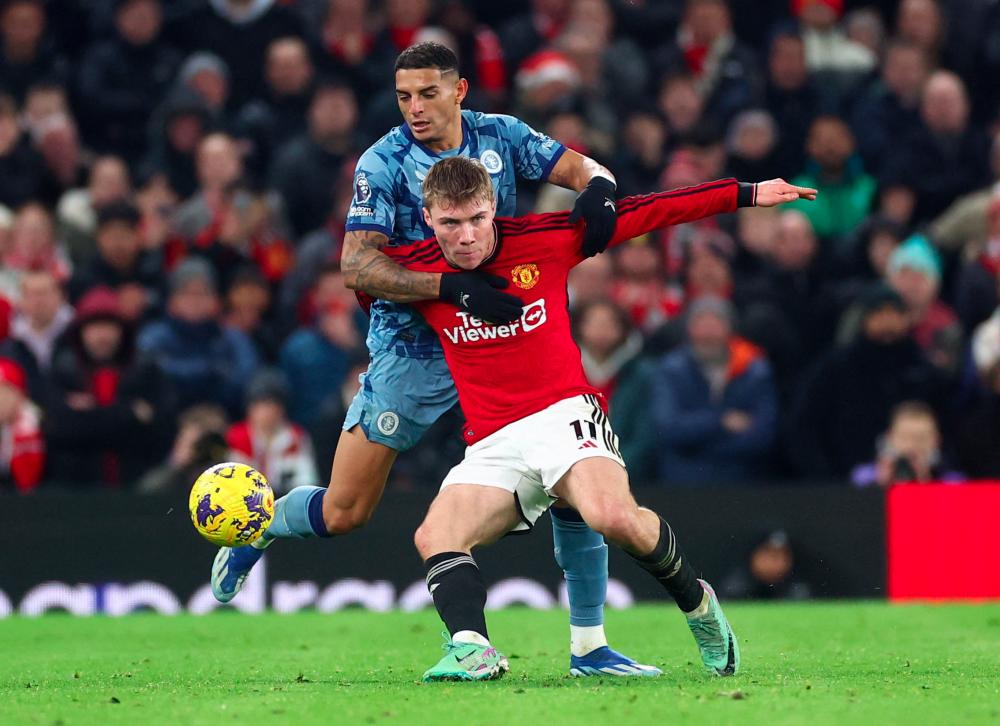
[189,462,275,547]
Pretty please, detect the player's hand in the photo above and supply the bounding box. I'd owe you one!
[569,176,618,257]
[438,270,524,324]
[753,179,818,207]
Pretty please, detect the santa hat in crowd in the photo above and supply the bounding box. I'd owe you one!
[515,50,581,93]
[791,0,844,18]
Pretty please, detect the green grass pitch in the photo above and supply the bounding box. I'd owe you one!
[3,603,998,725]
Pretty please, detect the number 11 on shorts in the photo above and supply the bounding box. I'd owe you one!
[569,419,598,441]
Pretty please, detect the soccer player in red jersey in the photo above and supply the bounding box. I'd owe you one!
[388,157,816,681]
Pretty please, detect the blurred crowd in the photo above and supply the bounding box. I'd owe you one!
[0,0,999,494]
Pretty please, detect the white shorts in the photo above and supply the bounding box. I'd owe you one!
[441,394,625,531]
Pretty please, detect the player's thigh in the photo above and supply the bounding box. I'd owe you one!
[324,425,398,515]
[551,456,636,526]
[418,483,522,554]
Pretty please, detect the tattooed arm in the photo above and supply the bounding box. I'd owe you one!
[341,229,443,302]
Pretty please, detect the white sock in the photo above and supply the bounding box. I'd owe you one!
[453,630,490,647]
[570,624,608,657]
[685,590,711,619]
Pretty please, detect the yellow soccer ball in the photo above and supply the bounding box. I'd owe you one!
[189,462,275,547]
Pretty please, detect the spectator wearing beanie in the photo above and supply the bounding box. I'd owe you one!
[44,286,174,488]
[137,257,258,416]
[788,284,948,478]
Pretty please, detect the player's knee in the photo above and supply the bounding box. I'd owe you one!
[585,506,640,548]
[322,503,372,535]
[413,521,435,560]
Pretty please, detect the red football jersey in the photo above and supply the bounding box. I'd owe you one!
[387,179,751,445]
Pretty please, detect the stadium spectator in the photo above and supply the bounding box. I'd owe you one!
[850,39,929,178]
[951,193,1000,333]
[317,0,383,101]
[169,0,306,111]
[614,111,669,197]
[31,107,85,201]
[223,266,280,364]
[573,298,655,481]
[884,235,961,373]
[656,73,707,142]
[894,0,949,67]
[0,94,46,209]
[611,238,682,333]
[655,0,761,128]
[764,27,825,178]
[269,81,358,238]
[958,317,1000,477]
[137,257,258,416]
[786,115,876,244]
[851,400,962,487]
[649,296,778,485]
[138,403,230,493]
[56,155,131,267]
[174,52,233,132]
[559,0,649,116]
[236,36,315,179]
[4,202,70,282]
[738,210,831,400]
[793,0,876,78]
[568,253,614,308]
[430,0,509,112]
[76,0,180,165]
[788,284,947,478]
[141,89,211,199]
[723,109,779,183]
[0,268,72,398]
[499,0,572,76]
[512,49,581,131]
[226,368,318,493]
[68,201,162,322]
[882,71,991,224]
[720,530,812,600]
[280,265,361,428]
[0,356,44,492]
[43,286,174,488]
[0,0,66,103]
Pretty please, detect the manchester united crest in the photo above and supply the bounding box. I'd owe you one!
[511,263,540,290]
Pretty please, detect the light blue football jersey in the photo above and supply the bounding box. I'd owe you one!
[345,109,567,358]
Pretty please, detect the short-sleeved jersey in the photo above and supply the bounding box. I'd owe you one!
[386,179,752,444]
[345,110,567,358]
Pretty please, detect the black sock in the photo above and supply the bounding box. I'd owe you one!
[424,551,489,639]
[628,517,704,613]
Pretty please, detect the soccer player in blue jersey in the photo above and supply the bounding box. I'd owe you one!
[211,42,654,676]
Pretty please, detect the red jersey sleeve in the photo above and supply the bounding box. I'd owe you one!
[606,179,754,251]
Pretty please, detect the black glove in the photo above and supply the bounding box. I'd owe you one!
[438,270,523,324]
[568,176,618,257]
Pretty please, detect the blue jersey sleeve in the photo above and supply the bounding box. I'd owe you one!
[345,147,397,237]
[499,115,567,182]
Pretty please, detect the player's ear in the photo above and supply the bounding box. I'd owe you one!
[422,206,433,227]
[454,77,469,105]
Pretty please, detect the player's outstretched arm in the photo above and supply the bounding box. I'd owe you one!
[342,229,443,302]
[752,179,818,207]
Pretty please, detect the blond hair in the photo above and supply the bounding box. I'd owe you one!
[422,157,494,211]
